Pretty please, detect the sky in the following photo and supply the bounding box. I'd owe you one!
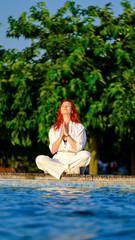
[0,0,135,50]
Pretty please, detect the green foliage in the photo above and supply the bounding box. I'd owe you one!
[0,0,135,171]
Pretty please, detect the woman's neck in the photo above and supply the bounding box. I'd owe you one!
[63,115,70,123]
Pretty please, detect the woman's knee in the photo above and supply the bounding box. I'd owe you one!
[77,150,91,159]
[84,150,91,157]
[35,155,44,164]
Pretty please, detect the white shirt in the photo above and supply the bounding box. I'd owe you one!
[49,121,87,153]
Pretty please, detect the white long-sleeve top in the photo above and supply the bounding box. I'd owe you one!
[49,121,87,154]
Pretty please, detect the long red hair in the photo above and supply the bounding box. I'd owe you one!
[52,99,80,130]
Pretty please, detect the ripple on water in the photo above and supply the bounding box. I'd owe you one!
[0,187,135,240]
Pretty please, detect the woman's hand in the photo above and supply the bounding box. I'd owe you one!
[60,122,69,138]
[63,122,69,136]
[64,122,77,151]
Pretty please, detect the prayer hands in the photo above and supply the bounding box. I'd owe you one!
[63,122,69,136]
[60,122,69,138]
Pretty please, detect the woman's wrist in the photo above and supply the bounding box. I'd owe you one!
[65,134,70,137]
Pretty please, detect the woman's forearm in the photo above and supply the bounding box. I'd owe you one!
[66,135,77,152]
[52,136,62,154]
[52,135,77,154]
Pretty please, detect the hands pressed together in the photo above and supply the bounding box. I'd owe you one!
[60,122,69,138]
[52,122,77,154]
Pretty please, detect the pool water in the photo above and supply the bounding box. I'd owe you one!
[0,187,135,240]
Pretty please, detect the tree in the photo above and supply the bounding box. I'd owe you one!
[105,1,135,173]
[1,0,134,174]
[5,1,111,173]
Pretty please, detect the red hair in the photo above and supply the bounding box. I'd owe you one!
[52,99,80,130]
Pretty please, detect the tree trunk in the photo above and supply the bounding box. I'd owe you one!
[89,130,98,174]
[0,157,3,167]
[131,143,135,175]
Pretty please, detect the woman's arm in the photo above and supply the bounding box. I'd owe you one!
[51,136,62,154]
[63,122,77,152]
[66,123,86,152]
[51,124,64,154]
[66,135,77,152]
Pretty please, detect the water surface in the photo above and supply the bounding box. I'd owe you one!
[0,187,135,240]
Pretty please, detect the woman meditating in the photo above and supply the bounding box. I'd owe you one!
[35,99,91,179]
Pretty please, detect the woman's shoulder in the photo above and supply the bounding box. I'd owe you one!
[72,121,85,129]
[49,124,61,133]
[49,125,55,134]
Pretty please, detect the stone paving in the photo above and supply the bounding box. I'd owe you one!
[0,172,135,182]
[1,173,135,190]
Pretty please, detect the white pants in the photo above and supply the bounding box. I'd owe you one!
[35,151,91,179]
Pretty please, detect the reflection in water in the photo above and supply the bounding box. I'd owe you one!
[0,187,135,240]
[37,187,90,194]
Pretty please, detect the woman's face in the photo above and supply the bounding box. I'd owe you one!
[60,101,72,115]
